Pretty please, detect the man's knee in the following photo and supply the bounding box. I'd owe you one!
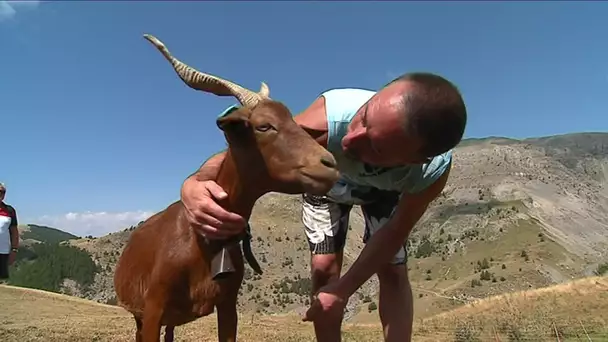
[377,263,410,291]
[310,253,342,291]
[311,252,341,271]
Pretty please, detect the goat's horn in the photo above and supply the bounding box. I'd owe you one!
[143,34,270,107]
[259,82,270,98]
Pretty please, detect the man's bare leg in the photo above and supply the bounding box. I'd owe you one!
[377,263,413,342]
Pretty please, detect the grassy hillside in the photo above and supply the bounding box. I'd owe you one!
[1,276,606,341]
[8,225,98,296]
[18,224,79,245]
[0,283,381,342]
[6,242,100,295]
[415,275,608,341]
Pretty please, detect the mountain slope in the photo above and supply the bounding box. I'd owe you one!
[18,224,79,245]
[441,133,608,261]
[8,225,97,296]
[44,132,608,320]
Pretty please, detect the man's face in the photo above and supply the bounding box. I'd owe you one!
[0,188,5,202]
[341,81,431,167]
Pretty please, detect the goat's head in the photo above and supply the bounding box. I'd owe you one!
[144,34,340,196]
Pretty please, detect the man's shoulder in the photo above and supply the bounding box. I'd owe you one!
[319,88,376,124]
[400,150,453,195]
[320,87,377,95]
[320,87,377,104]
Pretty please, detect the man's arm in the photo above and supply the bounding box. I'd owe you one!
[191,150,227,181]
[180,150,228,201]
[336,167,451,297]
[9,206,18,251]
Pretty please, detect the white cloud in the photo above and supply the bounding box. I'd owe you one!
[0,0,40,22]
[32,210,156,237]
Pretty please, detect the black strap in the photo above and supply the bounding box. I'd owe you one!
[241,225,263,275]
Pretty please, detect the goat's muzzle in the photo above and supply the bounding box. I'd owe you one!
[298,154,340,195]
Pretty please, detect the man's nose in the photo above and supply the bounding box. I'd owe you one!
[345,127,366,145]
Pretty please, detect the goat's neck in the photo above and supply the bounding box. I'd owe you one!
[213,149,266,221]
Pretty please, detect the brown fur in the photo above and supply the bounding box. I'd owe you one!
[114,99,340,342]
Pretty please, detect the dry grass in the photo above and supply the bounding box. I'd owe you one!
[415,275,608,341]
[0,284,381,341]
[2,276,608,341]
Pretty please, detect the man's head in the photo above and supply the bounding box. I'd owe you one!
[0,183,5,202]
[341,72,467,167]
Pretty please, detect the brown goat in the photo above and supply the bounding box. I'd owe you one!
[113,34,340,342]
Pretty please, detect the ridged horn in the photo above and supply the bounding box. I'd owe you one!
[143,34,270,108]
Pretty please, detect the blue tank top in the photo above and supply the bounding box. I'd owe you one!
[218,87,452,205]
[319,88,452,204]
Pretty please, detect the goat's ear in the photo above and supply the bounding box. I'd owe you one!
[216,114,250,133]
[216,106,252,137]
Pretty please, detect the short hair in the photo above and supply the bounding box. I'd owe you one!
[0,183,5,190]
[388,72,467,158]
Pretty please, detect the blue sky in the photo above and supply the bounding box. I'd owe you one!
[1,1,607,236]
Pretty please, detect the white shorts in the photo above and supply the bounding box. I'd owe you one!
[301,190,407,265]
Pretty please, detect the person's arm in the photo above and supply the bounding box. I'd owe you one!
[180,150,228,203]
[9,206,18,251]
[192,150,227,181]
[335,167,451,298]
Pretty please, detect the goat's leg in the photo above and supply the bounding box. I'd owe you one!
[216,299,238,342]
[164,326,175,342]
[141,294,166,342]
[135,316,143,342]
[141,308,163,342]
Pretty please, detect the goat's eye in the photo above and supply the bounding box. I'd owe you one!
[255,124,273,132]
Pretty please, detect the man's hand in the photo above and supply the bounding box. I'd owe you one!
[181,177,246,239]
[302,282,348,323]
[8,250,16,266]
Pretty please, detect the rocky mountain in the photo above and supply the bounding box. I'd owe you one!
[18,132,608,321]
[447,132,608,261]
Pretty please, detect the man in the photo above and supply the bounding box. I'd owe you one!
[0,182,19,282]
[180,73,467,342]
